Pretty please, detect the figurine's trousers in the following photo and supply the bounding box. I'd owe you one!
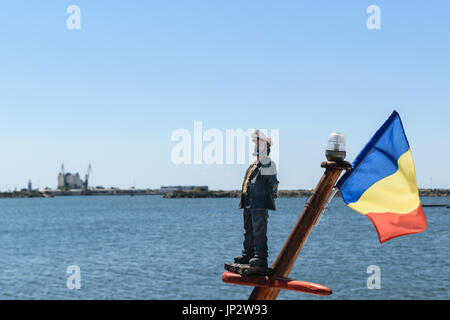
[242,208,268,261]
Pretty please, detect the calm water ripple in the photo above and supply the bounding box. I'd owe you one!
[0,195,448,299]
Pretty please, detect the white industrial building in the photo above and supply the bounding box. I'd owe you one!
[57,164,91,190]
[58,173,83,190]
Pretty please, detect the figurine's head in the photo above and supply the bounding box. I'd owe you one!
[251,130,272,158]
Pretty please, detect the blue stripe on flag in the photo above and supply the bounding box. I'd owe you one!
[337,111,410,204]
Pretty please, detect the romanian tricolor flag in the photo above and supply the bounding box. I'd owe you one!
[337,111,427,243]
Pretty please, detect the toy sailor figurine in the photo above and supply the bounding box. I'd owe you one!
[234,130,279,269]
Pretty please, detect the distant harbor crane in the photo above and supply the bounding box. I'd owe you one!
[83,164,92,191]
[60,164,67,190]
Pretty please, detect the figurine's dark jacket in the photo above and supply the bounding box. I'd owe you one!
[239,157,279,211]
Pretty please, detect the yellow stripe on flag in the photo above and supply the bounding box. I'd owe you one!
[348,149,420,215]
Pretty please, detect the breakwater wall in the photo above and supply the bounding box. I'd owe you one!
[163,189,450,198]
[1,188,449,199]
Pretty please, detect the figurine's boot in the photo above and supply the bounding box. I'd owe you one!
[249,256,268,269]
[250,209,269,269]
[234,254,252,264]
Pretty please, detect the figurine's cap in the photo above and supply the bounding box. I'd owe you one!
[251,130,272,146]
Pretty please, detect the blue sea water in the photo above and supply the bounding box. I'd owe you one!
[0,195,448,300]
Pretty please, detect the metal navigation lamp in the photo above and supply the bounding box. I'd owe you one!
[326,132,346,161]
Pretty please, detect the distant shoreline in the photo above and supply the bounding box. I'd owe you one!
[0,189,163,199]
[1,188,449,199]
[162,189,450,198]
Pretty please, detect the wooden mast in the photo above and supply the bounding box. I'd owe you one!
[249,161,351,300]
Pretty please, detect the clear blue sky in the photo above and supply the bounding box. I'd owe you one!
[0,1,449,190]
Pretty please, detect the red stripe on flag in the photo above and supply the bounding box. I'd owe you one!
[366,205,427,243]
